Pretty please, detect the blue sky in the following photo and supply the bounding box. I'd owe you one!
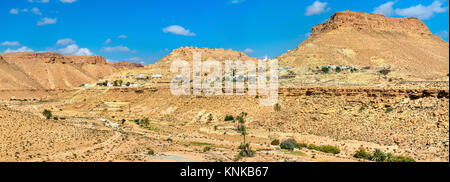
[1,0,449,64]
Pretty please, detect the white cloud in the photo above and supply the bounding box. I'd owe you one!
[5,46,34,53]
[1,41,21,46]
[101,46,131,52]
[28,0,50,3]
[37,17,57,26]
[305,1,331,16]
[394,0,449,20]
[103,38,112,44]
[9,8,19,15]
[162,25,196,36]
[243,48,254,54]
[373,1,395,16]
[118,35,127,39]
[56,38,76,45]
[60,0,76,3]
[31,7,42,15]
[58,44,93,56]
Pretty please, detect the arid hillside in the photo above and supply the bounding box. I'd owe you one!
[152,47,257,68]
[277,11,449,80]
[0,52,142,90]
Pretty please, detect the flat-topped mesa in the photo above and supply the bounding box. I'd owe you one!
[311,10,433,35]
[0,52,107,64]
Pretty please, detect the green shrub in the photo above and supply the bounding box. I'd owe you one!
[224,115,234,121]
[280,138,297,151]
[359,105,367,113]
[238,143,255,157]
[270,139,280,146]
[295,143,308,149]
[371,149,387,162]
[317,145,341,154]
[322,67,329,73]
[53,117,59,120]
[308,144,340,154]
[335,67,342,73]
[42,109,52,120]
[353,148,415,162]
[386,153,415,162]
[203,146,211,152]
[148,149,155,155]
[239,148,255,157]
[273,103,281,112]
[353,148,371,160]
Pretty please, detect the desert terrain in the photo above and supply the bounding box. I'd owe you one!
[0,11,448,162]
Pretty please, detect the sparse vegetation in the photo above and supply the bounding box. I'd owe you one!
[271,139,280,146]
[353,148,371,160]
[359,104,367,112]
[203,146,211,152]
[280,138,297,151]
[295,143,308,149]
[148,149,155,155]
[238,143,255,157]
[354,148,415,162]
[235,112,254,158]
[371,148,387,162]
[307,144,340,154]
[42,109,52,120]
[273,103,281,112]
[224,115,234,121]
[322,67,329,73]
[190,142,212,146]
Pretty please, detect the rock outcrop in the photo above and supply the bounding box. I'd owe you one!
[312,11,434,36]
[277,11,449,80]
[153,47,257,67]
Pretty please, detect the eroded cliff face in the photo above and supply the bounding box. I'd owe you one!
[277,11,449,80]
[311,11,433,36]
[0,52,140,90]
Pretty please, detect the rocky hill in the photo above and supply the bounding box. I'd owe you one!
[0,52,142,90]
[152,47,257,68]
[277,10,449,80]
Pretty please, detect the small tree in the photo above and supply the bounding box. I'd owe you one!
[322,67,329,73]
[280,138,297,151]
[236,112,254,158]
[335,67,342,73]
[42,109,52,120]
